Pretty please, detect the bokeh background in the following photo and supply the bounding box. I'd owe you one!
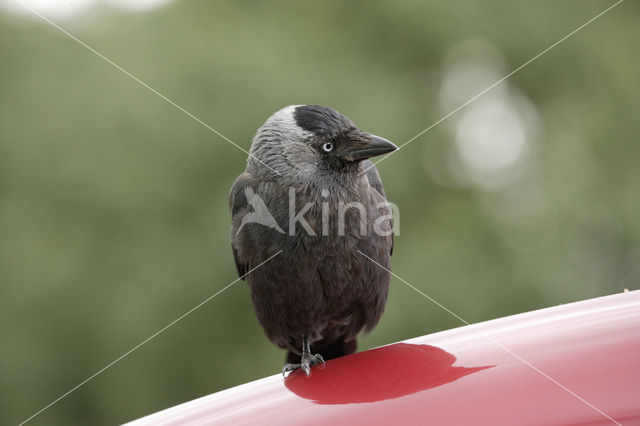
[1,0,639,424]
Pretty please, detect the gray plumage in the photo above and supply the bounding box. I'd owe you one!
[229,105,395,374]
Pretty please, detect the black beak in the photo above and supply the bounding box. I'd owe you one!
[343,134,398,162]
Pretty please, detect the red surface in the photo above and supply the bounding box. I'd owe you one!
[127,291,640,426]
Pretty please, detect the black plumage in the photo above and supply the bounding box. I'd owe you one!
[229,105,396,375]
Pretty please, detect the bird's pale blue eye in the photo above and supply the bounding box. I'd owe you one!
[321,142,334,153]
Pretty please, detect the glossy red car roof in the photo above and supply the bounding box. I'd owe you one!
[127,290,640,425]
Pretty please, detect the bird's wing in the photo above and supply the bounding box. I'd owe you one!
[229,172,254,279]
[362,160,394,256]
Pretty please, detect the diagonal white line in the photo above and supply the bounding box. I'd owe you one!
[18,250,283,426]
[481,335,621,426]
[13,0,282,176]
[357,250,621,426]
[362,0,624,176]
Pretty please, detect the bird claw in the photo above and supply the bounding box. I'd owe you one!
[282,353,325,377]
[282,363,299,377]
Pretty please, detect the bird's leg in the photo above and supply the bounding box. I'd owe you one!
[300,336,325,373]
[282,335,325,376]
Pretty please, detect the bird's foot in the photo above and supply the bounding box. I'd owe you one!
[282,353,325,376]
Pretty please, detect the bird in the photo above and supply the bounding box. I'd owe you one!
[229,105,396,375]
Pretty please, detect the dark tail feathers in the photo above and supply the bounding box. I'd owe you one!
[286,337,357,364]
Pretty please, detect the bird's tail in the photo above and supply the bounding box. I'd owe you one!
[286,337,357,364]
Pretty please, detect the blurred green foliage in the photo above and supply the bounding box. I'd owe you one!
[1,0,639,424]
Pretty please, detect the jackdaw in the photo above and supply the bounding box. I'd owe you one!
[229,105,396,375]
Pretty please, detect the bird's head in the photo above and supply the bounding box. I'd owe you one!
[247,105,397,178]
